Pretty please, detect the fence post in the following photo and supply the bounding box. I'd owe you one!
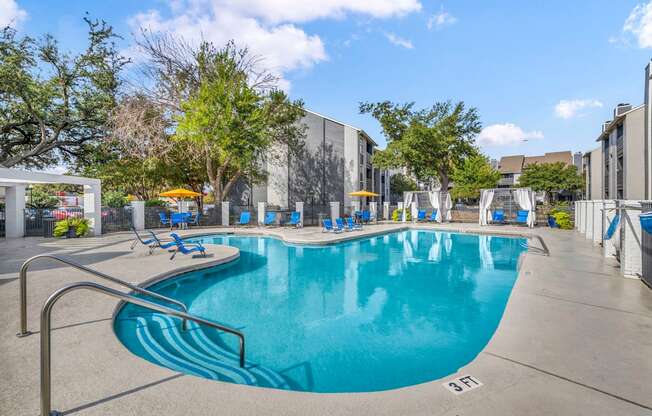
[221,202,230,227]
[257,202,266,226]
[329,201,340,222]
[621,201,643,278]
[383,202,390,221]
[295,201,304,227]
[369,202,377,222]
[5,184,25,238]
[603,200,617,258]
[83,183,102,236]
[592,200,603,246]
[131,201,145,231]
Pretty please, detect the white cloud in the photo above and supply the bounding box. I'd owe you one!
[478,123,544,146]
[622,1,652,48]
[0,0,27,28]
[384,32,413,49]
[128,0,422,89]
[554,99,603,119]
[427,6,457,30]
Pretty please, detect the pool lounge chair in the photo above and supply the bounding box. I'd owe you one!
[492,209,505,224]
[417,210,427,222]
[427,210,438,222]
[130,227,158,254]
[237,211,251,226]
[336,218,350,232]
[515,210,529,225]
[169,233,207,259]
[322,219,343,233]
[158,212,170,226]
[287,211,302,228]
[263,212,276,226]
[346,217,362,231]
[148,231,179,251]
[187,212,201,227]
[361,211,371,223]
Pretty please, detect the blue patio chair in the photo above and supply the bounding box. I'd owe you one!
[287,211,302,228]
[322,219,343,233]
[604,213,621,240]
[187,212,201,227]
[130,227,158,254]
[492,209,505,223]
[336,217,350,232]
[237,211,251,226]
[515,210,529,224]
[428,210,438,222]
[169,233,206,259]
[417,210,427,222]
[264,211,276,226]
[362,210,371,223]
[548,216,559,228]
[346,216,362,231]
[158,212,170,226]
[148,231,179,251]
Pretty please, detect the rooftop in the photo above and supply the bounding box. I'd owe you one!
[497,151,573,174]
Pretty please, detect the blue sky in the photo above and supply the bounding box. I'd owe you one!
[5,0,652,159]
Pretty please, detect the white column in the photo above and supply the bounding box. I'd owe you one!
[131,201,145,231]
[330,201,340,221]
[369,201,377,222]
[221,201,230,226]
[295,201,304,227]
[621,201,643,278]
[592,200,604,246]
[398,202,404,222]
[585,200,594,240]
[383,202,390,220]
[574,201,579,230]
[5,185,25,238]
[411,201,418,223]
[83,183,102,237]
[258,201,266,226]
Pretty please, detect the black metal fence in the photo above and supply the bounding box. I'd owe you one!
[101,206,133,234]
[24,208,84,237]
[0,205,5,238]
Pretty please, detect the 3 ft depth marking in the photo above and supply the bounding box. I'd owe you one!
[443,375,483,395]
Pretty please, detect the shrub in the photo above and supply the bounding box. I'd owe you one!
[145,199,167,207]
[53,218,90,237]
[103,191,129,208]
[27,187,59,209]
[551,211,572,230]
[391,208,411,222]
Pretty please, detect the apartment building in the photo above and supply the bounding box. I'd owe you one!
[251,109,391,208]
[582,147,602,200]
[496,151,574,188]
[596,103,646,200]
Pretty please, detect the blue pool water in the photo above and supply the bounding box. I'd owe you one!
[114,230,526,393]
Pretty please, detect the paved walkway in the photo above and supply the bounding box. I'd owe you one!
[0,224,651,415]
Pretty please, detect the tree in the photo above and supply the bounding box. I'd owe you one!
[174,42,305,201]
[361,101,481,191]
[450,154,500,200]
[389,172,417,202]
[26,186,59,209]
[517,162,583,202]
[0,19,128,168]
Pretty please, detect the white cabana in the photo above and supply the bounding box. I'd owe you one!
[403,190,451,223]
[478,187,536,228]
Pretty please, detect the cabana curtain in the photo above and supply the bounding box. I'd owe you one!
[514,188,535,227]
[402,192,414,222]
[428,191,441,223]
[479,189,495,226]
[444,192,452,221]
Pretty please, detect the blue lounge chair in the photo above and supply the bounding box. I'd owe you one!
[346,217,362,231]
[515,210,529,225]
[336,218,350,232]
[427,210,438,222]
[130,227,158,253]
[362,210,371,223]
[287,211,302,228]
[148,231,179,251]
[169,233,206,259]
[237,211,251,226]
[159,212,170,226]
[417,210,427,221]
[187,212,201,227]
[264,212,276,226]
[322,219,343,233]
[604,214,621,240]
[492,209,505,223]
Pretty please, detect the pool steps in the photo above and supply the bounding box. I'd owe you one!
[128,314,288,389]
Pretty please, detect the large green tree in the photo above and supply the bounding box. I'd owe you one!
[0,19,128,168]
[361,101,481,191]
[517,162,583,202]
[450,154,501,200]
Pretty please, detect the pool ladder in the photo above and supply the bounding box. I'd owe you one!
[16,255,246,416]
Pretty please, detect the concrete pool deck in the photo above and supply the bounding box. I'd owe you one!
[0,223,651,415]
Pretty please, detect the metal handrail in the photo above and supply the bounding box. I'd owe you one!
[41,281,246,416]
[18,254,190,337]
[530,234,550,256]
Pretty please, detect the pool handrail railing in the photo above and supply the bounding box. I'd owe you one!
[17,254,190,337]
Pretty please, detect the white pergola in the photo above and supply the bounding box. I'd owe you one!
[0,168,102,238]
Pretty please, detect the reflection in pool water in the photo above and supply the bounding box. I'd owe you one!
[114,230,527,393]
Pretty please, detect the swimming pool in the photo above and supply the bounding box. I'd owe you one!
[114,230,527,393]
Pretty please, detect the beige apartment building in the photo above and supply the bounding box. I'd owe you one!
[496,151,574,188]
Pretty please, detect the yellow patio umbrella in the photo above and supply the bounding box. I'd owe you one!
[348,190,379,197]
[160,188,202,212]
